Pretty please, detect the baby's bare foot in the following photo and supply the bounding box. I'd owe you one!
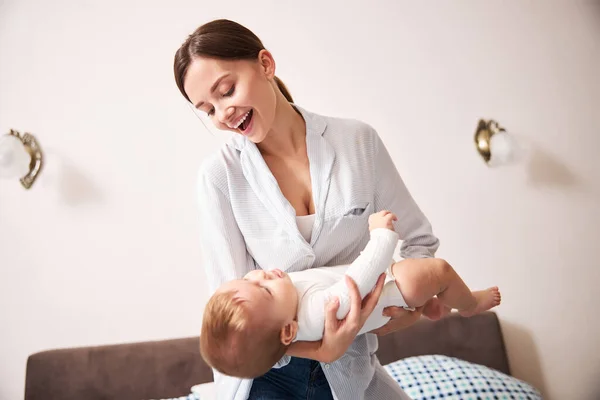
[422,297,452,321]
[459,287,501,317]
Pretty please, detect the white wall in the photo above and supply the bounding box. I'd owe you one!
[1,1,599,399]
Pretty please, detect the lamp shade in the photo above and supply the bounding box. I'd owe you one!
[488,130,515,167]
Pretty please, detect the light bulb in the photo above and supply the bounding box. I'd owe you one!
[0,134,31,179]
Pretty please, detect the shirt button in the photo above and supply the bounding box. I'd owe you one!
[324,363,330,369]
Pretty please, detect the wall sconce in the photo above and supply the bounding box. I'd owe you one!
[474,119,514,167]
[0,129,43,189]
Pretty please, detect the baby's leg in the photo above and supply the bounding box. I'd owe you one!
[391,259,501,317]
[422,297,452,321]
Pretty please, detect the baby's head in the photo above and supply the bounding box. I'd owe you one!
[200,268,299,378]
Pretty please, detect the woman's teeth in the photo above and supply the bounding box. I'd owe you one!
[234,110,251,129]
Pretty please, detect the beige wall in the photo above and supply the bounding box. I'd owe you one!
[1,1,599,399]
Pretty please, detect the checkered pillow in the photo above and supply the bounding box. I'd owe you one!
[384,355,542,400]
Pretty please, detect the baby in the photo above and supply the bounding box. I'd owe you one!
[200,211,501,379]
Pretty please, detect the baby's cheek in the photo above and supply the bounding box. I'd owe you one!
[244,270,260,279]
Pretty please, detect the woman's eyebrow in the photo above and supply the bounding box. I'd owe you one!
[193,73,231,109]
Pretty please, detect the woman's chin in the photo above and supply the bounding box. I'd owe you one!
[247,130,267,144]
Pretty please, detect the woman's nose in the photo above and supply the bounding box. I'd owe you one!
[216,105,234,125]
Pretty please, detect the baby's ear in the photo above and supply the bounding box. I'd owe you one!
[280,321,298,346]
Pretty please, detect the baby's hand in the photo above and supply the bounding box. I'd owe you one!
[368,210,397,231]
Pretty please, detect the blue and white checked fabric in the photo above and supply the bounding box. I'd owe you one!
[384,355,542,400]
[197,105,439,399]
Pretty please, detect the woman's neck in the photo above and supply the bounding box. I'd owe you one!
[257,94,306,158]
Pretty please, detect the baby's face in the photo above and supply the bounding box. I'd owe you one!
[218,269,298,329]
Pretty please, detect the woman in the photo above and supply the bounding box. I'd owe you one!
[174,19,439,400]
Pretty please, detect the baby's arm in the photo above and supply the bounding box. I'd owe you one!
[325,212,399,319]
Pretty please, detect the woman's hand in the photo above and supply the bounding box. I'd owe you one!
[368,305,424,336]
[317,273,386,363]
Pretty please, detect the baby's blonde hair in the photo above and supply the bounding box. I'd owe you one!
[200,288,288,378]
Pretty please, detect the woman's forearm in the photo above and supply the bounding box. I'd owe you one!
[286,340,324,361]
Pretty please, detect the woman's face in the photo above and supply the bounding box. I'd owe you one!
[183,51,278,144]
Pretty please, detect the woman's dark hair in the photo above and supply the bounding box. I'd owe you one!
[174,19,293,103]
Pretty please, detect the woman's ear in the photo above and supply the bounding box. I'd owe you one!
[258,49,276,80]
[280,320,298,346]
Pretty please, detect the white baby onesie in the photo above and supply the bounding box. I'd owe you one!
[290,228,411,342]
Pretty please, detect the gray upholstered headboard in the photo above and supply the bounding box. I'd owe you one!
[376,312,510,371]
[25,312,509,400]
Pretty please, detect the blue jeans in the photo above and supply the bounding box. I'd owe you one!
[248,357,335,399]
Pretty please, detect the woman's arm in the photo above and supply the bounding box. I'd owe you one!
[371,128,439,259]
[286,339,322,360]
[368,127,440,335]
[197,164,256,293]
[197,164,265,394]
[198,164,292,369]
